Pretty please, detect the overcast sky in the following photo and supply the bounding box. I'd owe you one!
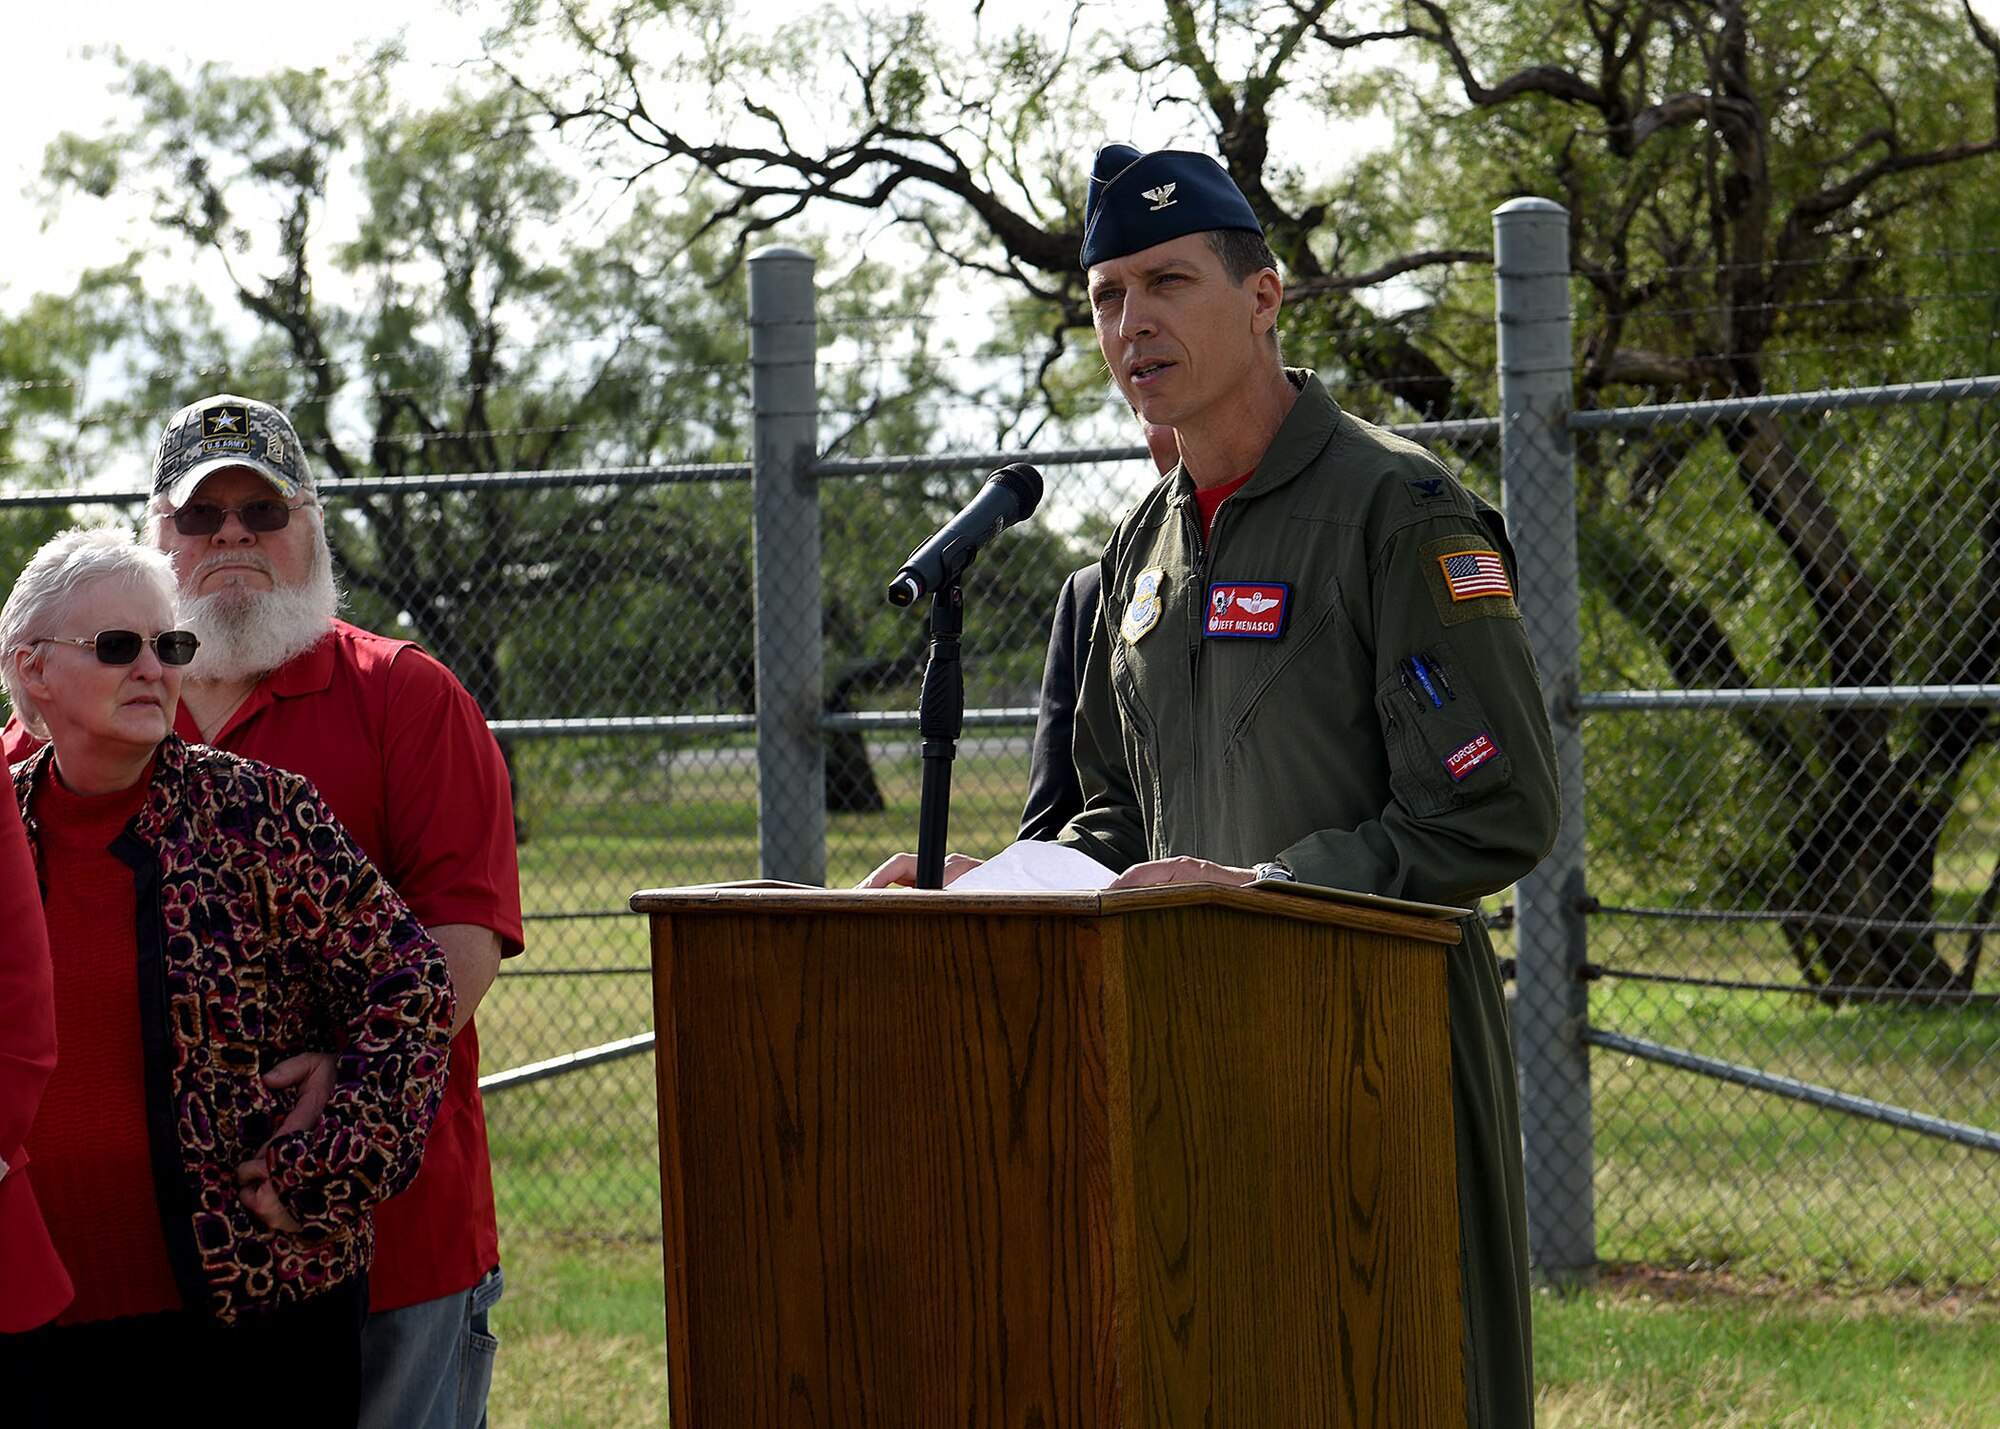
[0,0,495,308]
[8,1,2000,323]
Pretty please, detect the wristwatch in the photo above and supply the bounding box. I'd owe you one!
[1252,859,1295,884]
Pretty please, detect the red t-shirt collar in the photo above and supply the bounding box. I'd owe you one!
[1194,469,1257,541]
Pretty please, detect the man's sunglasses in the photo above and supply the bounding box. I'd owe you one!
[32,630,202,667]
[170,498,312,537]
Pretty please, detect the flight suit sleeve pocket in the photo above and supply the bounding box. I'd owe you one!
[1377,643,1516,819]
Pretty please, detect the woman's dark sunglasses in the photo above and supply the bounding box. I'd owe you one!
[170,498,310,537]
[33,630,202,667]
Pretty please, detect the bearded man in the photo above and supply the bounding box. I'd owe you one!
[7,394,524,1429]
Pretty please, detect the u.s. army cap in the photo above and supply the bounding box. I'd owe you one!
[152,393,314,508]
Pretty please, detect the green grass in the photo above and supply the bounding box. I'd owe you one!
[485,1061,665,1426]
[489,1237,668,1429]
[1534,1274,2000,1427]
[482,1238,2000,1427]
[1583,937,2000,1291]
[478,737,2000,1425]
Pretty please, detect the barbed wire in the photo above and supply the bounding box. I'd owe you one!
[0,320,1992,409]
[0,283,1992,474]
[1591,902,2000,938]
[1584,964,2000,1006]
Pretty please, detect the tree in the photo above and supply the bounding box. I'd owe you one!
[0,257,248,601]
[40,58,759,724]
[485,0,1483,423]
[31,49,1086,816]
[1377,0,2000,993]
[492,0,2000,991]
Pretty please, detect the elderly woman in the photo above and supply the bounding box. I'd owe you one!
[0,527,453,1427]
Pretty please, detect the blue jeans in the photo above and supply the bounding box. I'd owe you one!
[358,1265,503,1429]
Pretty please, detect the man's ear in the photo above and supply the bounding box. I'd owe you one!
[1249,266,1283,335]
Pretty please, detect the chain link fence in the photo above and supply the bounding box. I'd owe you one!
[3,207,1997,1327]
[1569,381,2000,1298]
[473,432,1164,1251]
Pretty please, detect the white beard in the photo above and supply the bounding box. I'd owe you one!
[180,537,343,685]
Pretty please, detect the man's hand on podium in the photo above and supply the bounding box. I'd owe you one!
[859,850,1259,891]
[857,851,986,888]
[1106,856,1259,890]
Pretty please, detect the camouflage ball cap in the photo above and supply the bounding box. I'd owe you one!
[153,393,313,508]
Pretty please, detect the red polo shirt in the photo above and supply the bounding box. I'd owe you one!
[7,620,524,1312]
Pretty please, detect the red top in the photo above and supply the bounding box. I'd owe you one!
[1193,469,1256,541]
[7,620,524,1312]
[0,778,71,1331]
[26,769,183,1324]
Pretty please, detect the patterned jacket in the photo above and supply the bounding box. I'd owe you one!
[12,736,454,1323]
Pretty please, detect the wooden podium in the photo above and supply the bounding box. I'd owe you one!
[630,883,1466,1427]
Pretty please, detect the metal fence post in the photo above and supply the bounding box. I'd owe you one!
[749,246,826,884]
[1493,197,1596,1284]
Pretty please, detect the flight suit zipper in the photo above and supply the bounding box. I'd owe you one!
[1185,503,1207,805]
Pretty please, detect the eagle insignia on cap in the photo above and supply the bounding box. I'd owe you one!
[1079,146,1261,268]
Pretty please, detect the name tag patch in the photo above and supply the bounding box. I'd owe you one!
[1205,581,1289,638]
[1444,732,1500,781]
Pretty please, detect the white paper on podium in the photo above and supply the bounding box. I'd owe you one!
[945,840,1118,892]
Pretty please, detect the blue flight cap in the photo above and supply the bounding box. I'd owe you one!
[1079,144,1264,269]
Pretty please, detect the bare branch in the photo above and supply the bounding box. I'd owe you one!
[1288,248,1490,297]
[1596,348,1733,397]
[1402,0,1606,109]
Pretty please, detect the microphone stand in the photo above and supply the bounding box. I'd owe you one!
[913,578,964,889]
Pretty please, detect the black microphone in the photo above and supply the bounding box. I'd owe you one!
[886,463,1044,606]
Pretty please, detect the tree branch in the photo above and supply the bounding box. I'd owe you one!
[1288,247,1491,297]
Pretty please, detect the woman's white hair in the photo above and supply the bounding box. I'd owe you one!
[0,525,181,740]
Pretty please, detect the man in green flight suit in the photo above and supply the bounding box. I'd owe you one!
[864,141,1557,1424]
[1065,143,1557,1426]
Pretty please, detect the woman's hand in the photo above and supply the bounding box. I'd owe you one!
[234,1050,334,1235]
[235,1156,304,1234]
[263,1051,336,1141]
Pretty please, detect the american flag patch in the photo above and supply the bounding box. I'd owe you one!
[1438,550,1513,601]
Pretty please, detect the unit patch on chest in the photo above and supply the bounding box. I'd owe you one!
[1121,567,1166,643]
[1204,581,1289,638]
